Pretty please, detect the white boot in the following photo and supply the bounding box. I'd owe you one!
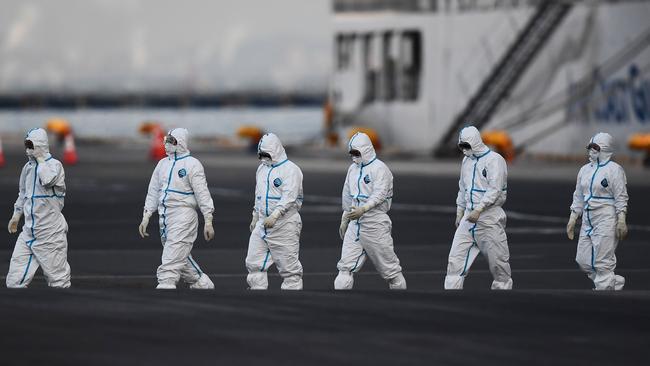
[615,275,625,291]
[189,273,215,290]
[280,275,303,290]
[156,282,176,290]
[388,272,407,290]
[247,272,268,290]
[334,271,354,290]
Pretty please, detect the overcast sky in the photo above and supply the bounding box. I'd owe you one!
[0,0,332,94]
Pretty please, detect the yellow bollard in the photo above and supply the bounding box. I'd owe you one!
[628,133,650,167]
[237,125,265,152]
[45,118,72,137]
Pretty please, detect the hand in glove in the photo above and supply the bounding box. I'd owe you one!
[138,210,152,238]
[455,207,464,228]
[616,212,628,240]
[263,210,282,229]
[7,211,22,234]
[346,205,369,221]
[466,207,483,224]
[249,210,259,233]
[339,211,350,239]
[566,211,580,240]
[204,214,214,241]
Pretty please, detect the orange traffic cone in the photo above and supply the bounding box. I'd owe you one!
[0,136,5,168]
[63,133,78,165]
[150,127,166,161]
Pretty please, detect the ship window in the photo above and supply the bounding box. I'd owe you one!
[336,34,355,70]
[363,34,380,102]
[382,32,397,101]
[399,31,421,101]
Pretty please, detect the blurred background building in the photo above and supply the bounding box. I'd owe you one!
[329,0,650,160]
[0,0,649,161]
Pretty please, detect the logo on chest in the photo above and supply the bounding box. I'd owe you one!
[482,168,487,178]
[601,178,608,188]
[273,178,282,187]
[178,168,187,178]
[363,174,371,184]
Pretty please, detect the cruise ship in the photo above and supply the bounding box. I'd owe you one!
[328,0,650,159]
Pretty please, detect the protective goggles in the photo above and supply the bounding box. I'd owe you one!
[349,149,361,158]
[258,151,272,160]
[457,142,471,150]
[164,135,178,145]
[586,142,601,152]
[24,140,34,150]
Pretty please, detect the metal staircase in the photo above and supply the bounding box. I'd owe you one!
[435,1,573,157]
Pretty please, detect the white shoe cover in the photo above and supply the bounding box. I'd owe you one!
[281,276,303,290]
[388,272,407,290]
[615,275,625,291]
[334,271,354,290]
[247,272,268,290]
[189,273,214,290]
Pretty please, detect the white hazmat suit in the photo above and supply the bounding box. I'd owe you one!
[246,133,304,290]
[334,132,406,290]
[141,128,215,289]
[6,128,71,288]
[568,132,628,291]
[445,126,513,290]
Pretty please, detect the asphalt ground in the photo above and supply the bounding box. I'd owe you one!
[0,142,649,365]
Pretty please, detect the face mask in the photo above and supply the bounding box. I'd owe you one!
[258,151,272,166]
[588,148,599,163]
[24,139,35,157]
[165,142,177,155]
[462,149,472,157]
[352,156,363,165]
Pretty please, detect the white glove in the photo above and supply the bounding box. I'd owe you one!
[263,210,282,229]
[566,211,580,240]
[7,211,22,234]
[203,213,214,241]
[138,210,152,238]
[616,212,628,240]
[249,210,259,232]
[339,211,350,240]
[346,205,370,221]
[455,207,464,228]
[466,207,483,224]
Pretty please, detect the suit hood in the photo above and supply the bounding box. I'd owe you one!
[167,128,190,156]
[458,126,489,158]
[590,132,614,164]
[25,127,50,159]
[348,132,376,165]
[258,133,288,165]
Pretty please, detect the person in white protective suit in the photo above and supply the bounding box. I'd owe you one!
[246,133,304,290]
[334,132,406,290]
[6,128,71,288]
[566,132,628,291]
[139,128,215,290]
[444,126,513,290]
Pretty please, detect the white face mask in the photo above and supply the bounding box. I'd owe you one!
[352,156,363,165]
[26,148,35,157]
[462,149,472,157]
[588,148,600,163]
[260,157,272,166]
[164,142,177,155]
